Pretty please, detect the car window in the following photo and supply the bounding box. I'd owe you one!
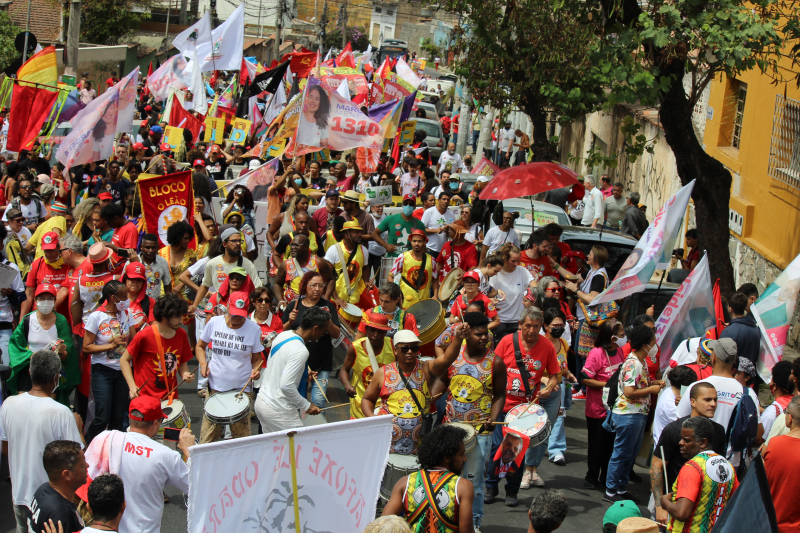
[560,238,633,279]
[413,121,441,138]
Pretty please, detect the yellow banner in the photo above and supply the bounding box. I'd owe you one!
[203,117,225,143]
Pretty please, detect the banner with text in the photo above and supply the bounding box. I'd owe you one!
[654,255,716,370]
[590,180,695,305]
[137,171,196,248]
[187,416,391,533]
[472,156,501,177]
[319,67,369,105]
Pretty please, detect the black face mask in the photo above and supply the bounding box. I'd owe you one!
[550,327,565,338]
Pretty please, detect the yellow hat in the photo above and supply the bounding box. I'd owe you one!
[343,220,363,232]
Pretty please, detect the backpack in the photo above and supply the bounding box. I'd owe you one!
[10,196,44,224]
[725,383,759,456]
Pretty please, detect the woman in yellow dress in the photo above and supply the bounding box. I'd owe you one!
[158,220,198,339]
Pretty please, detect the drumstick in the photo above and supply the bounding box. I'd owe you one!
[319,403,350,411]
[135,377,150,395]
[160,369,198,401]
[312,374,329,403]
[236,360,264,399]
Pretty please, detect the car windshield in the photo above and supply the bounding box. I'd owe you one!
[559,238,634,279]
[413,121,441,138]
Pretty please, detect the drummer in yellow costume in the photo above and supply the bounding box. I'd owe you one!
[273,234,333,304]
[362,328,465,455]
[323,220,375,309]
[339,311,395,419]
[442,312,507,526]
[389,229,439,309]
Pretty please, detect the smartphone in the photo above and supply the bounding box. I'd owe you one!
[116,248,130,259]
[163,427,181,441]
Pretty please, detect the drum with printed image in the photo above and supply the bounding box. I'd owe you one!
[505,403,551,447]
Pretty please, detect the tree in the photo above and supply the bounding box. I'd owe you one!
[323,25,369,54]
[420,38,441,60]
[68,0,152,46]
[0,12,21,71]
[439,0,610,162]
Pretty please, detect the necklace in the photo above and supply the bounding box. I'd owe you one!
[91,522,118,531]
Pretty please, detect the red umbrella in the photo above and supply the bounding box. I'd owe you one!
[478,162,579,201]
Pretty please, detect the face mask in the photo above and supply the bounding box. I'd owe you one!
[116,298,131,312]
[449,182,458,190]
[615,335,628,348]
[647,342,658,359]
[36,300,55,314]
[402,205,415,216]
[294,179,303,186]
[550,327,565,338]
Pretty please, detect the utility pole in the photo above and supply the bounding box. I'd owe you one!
[179,0,188,25]
[21,0,32,63]
[318,0,327,52]
[257,0,263,37]
[275,0,285,60]
[339,0,348,50]
[164,0,171,43]
[64,0,81,78]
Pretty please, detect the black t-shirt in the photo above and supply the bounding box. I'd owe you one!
[206,159,229,181]
[28,483,84,533]
[142,138,157,158]
[71,164,106,193]
[654,415,726,489]
[281,297,339,372]
[544,188,570,209]
[21,157,51,177]
[588,275,606,293]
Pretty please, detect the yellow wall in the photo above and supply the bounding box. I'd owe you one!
[702,68,800,269]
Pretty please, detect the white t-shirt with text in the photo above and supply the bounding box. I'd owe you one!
[85,308,133,370]
[200,315,263,392]
[490,267,533,323]
[421,206,455,253]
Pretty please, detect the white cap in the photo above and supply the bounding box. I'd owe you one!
[393,330,421,346]
[477,176,490,183]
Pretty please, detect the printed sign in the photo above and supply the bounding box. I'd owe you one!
[204,117,225,143]
[364,185,393,206]
[399,121,416,144]
[230,117,252,144]
[164,126,184,150]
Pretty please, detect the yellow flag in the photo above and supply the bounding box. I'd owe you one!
[17,46,58,89]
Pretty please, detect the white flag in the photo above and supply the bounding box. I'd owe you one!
[187,52,208,114]
[195,4,245,72]
[654,254,716,371]
[336,80,351,100]
[146,55,192,101]
[115,69,139,135]
[590,180,695,305]
[395,57,422,89]
[264,80,287,125]
[187,416,391,533]
[172,11,212,56]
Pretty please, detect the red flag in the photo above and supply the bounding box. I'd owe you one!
[7,84,59,152]
[240,58,250,85]
[711,279,727,339]
[169,99,204,145]
[336,42,356,69]
[216,105,236,126]
[141,61,153,98]
[209,70,218,88]
[280,50,317,78]
[137,171,196,248]
[390,132,401,172]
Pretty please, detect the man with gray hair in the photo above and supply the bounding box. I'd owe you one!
[527,489,569,533]
[580,174,604,228]
[0,350,83,533]
[621,191,648,239]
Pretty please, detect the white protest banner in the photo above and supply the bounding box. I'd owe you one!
[222,158,281,202]
[195,4,244,72]
[187,416,391,533]
[115,69,139,135]
[146,55,192,101]
[654,255,716,370]
[364,185,393,205]
[751,251,800,381]
[293,77,386,156]
[395,57,422,89]
[591,180,695,305]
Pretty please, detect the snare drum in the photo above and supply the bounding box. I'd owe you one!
[406,300,446,345]
[380,453,420,501]
[437,268,463,302]
[444,422,476,453]
[338,303,363,329]
[157,399,190,441]
[203,390,252,426]
[506,403,551,448]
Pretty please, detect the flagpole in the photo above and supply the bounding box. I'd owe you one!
[653,267,667,309]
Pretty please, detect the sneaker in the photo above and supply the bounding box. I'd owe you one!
[550,454,566,466]
[618,492,640,504]
[520,469,533,489]
[603,492,624,503]
[530,470,545,487]
[572,390,587,400]
[505,496,519,507]
[484,486,498,503]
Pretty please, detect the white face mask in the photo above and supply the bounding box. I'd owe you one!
[37,300,55,315]
[647,342,658,359]
[615,335,628,348]
[116,298,131,312]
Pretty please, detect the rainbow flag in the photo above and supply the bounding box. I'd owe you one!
[17,45,58,89]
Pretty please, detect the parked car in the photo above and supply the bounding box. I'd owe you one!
[415,100,440,121]
[617,281,680,328]
[486,198,572,245]
[558,226,641,280]
[409,118,445,162]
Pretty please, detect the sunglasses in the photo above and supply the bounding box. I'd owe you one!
[397,345,420,354]
[227,239,242,244]
[19,185,31,190]
[10,217,22,223]
[255,298,270,303]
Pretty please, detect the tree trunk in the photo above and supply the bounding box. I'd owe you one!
[658,60,736,298]
[522,93,558,162]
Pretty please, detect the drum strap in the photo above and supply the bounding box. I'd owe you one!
[512,333,534,400]
[337,242,360,296]
[397,364,432,430]
[152,326,175,404]
[401,252,428,291]
[407,470,458,531]
[363,339,381,377]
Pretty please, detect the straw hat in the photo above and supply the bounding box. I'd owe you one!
[616,517,660,533]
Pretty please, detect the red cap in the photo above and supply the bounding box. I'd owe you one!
[462,270,480,283]
[129,396,168,422]
[132,142,144,150]
[41,231,59,250]
[124,262,146,281]
[98,192,113,201]
[403,194,417,203]
[209,144,221,153]
[228,291,250,316]
[409,228,428,243]
[160,142,171,151]
[144,105,152,112]
[140,120,148,127]
[35,283,58,297]
[193,159,206,167]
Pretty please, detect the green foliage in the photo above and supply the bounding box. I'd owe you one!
[323,25,370,53]
[68,0,152,46]
[0,12,22,71]
[420,38,441,60]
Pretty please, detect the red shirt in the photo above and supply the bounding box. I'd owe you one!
[496,332,559,412]
[111,222,140,262]
[449,293,497,319]
[412,208,425,221]
[27,258,70,314]
[62,259,94,324]
[440,116,451,135]
[127,325,193,399]
[555,241,571,256]
[437,240,479,278]
[453,114,460,134]
[312,206,343,236]
[106,77,119,88]
[519,250,553,284]
[765,435,800,533]
[252,312,284,364]
[129,292,156,332]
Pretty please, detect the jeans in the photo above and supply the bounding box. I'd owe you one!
[309,370,330,409]
[604,412,647,494]
[548,378,573,459]
[586,414,615,483]
[452,133,458,146]
[473,131,480,149]
[0,327,11,366]
[86,364,130,444]
[462,434,492,528]
[492,322,519,346]
[525,385,562,467]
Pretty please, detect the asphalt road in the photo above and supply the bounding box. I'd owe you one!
[1,362,655,533]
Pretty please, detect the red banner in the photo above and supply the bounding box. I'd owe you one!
[216,104,236,126]
[336,42,356,69]
[7,84,59,152]
[137,171,195,248]
[472,156,501,177]
[281,50,317,78]
[169,100,204,145]
[356,147,381,174]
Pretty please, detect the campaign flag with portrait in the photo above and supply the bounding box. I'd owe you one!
[319,66,369,104]
[146,55,192,101]
[590,180,695,305]
[223,158,281,202]
[137,171,196,248]
[487,427,529,483]
[293,77,386,156]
